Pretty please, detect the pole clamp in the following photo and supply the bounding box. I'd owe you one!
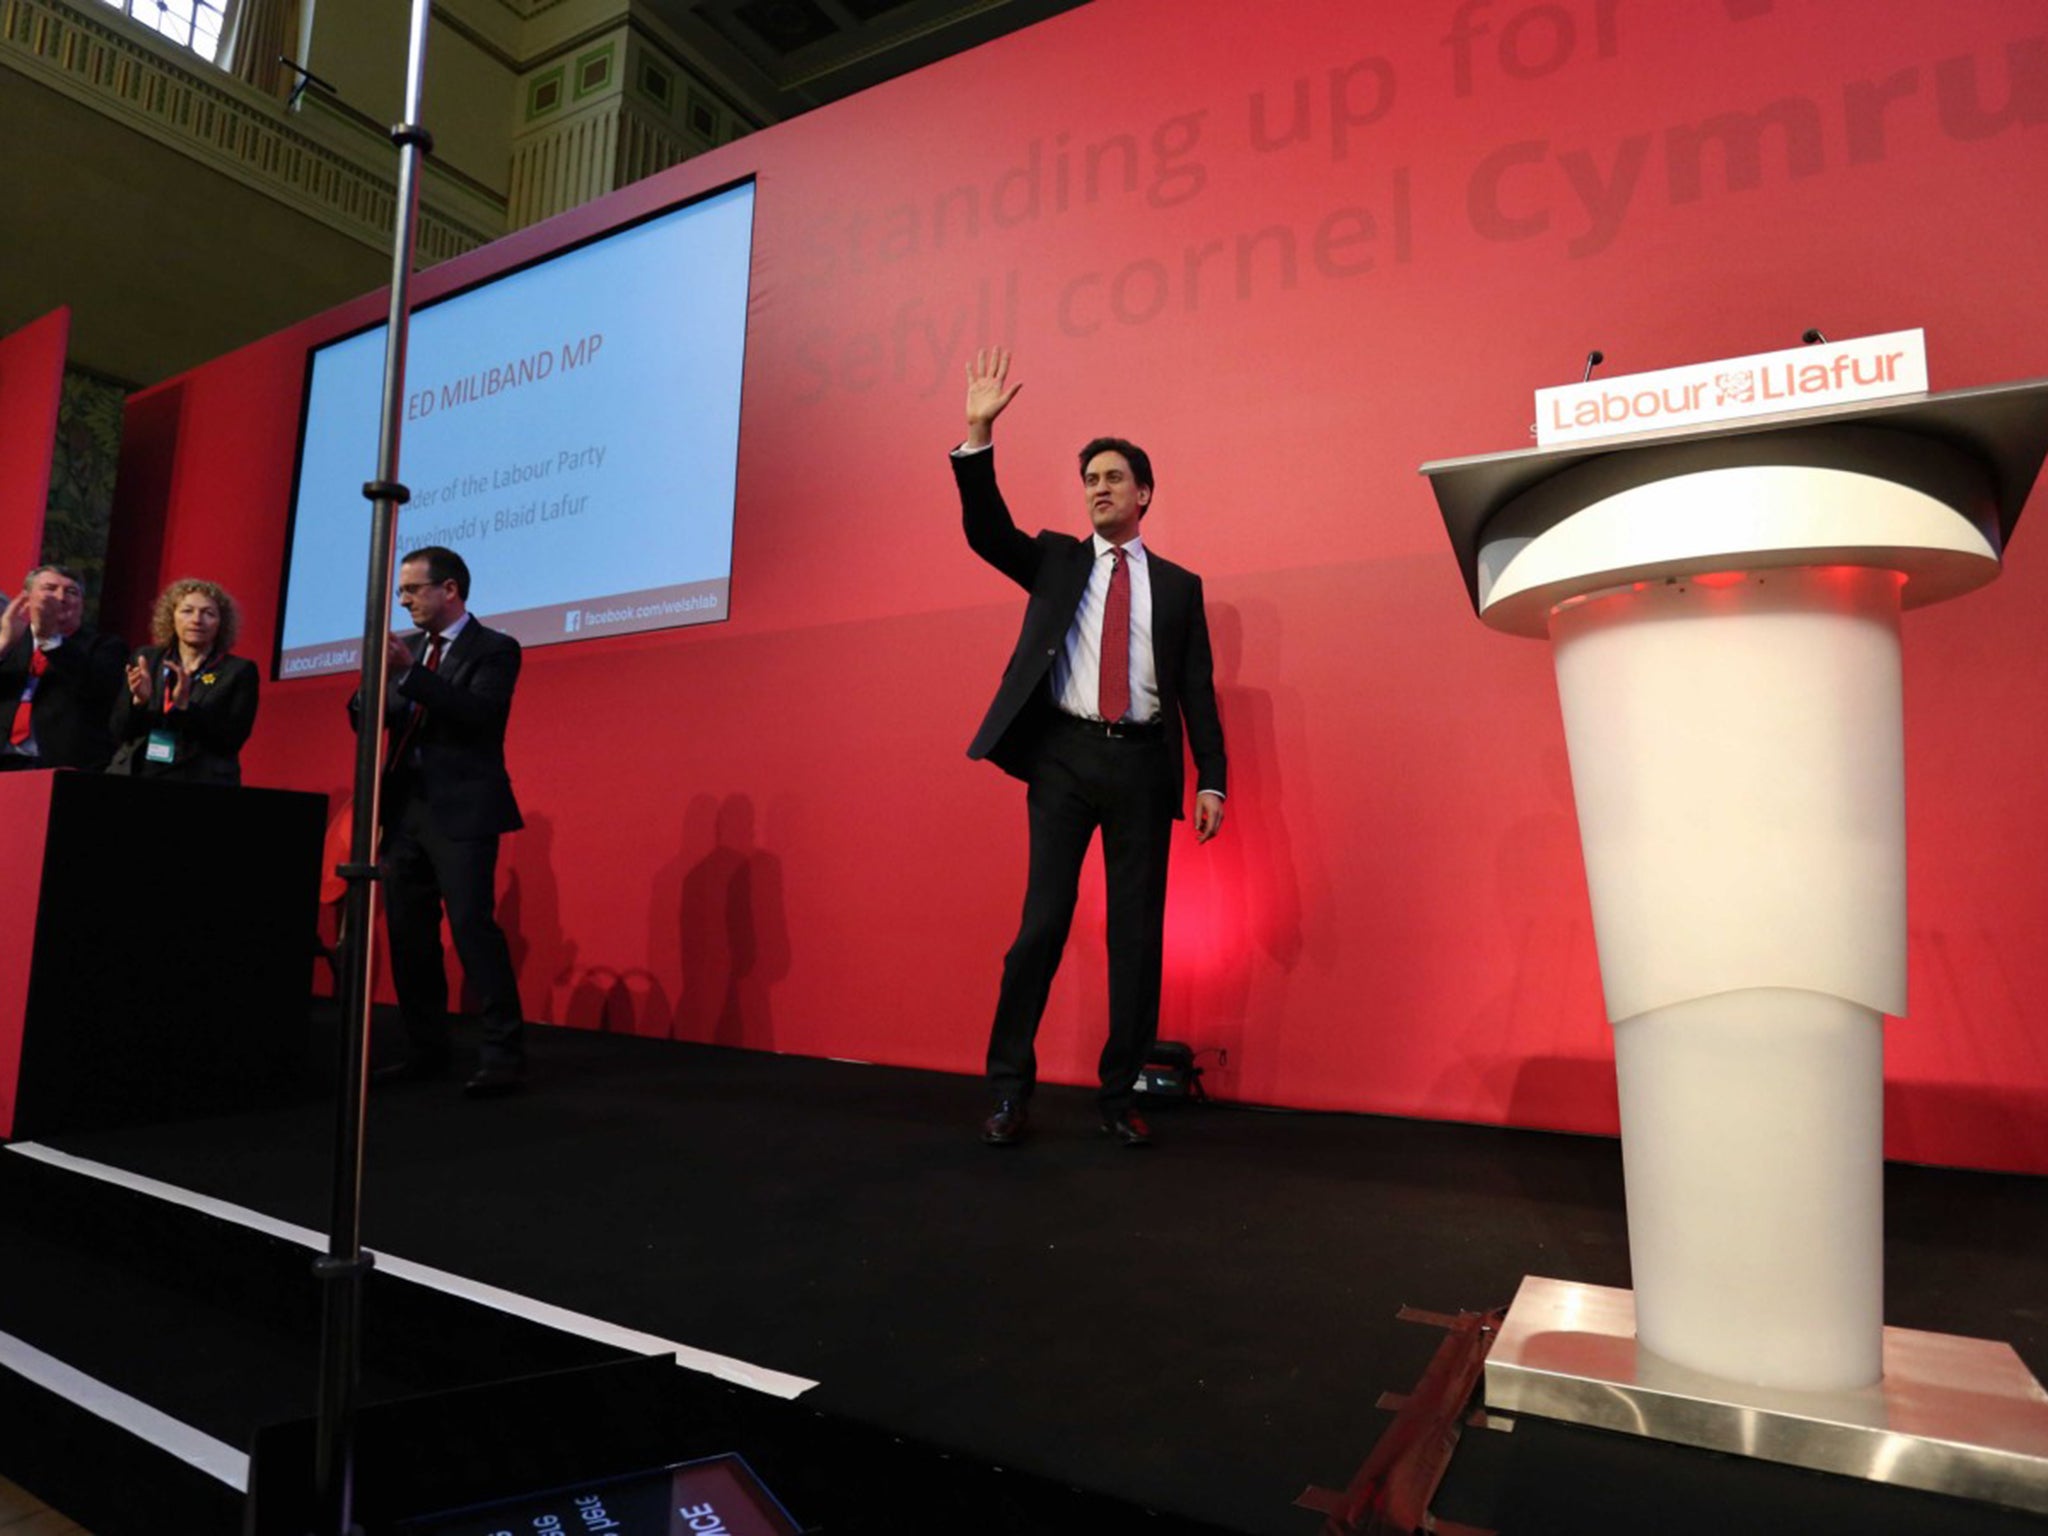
[312,1252,377,1281]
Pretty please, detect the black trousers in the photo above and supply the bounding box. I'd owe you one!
[381,788,525,1067]
[987,721,1175,1115]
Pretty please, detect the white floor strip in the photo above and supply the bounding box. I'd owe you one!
[6,1142,817,1400]
[0,1327,249,1490]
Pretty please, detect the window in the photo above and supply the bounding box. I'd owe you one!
[101,0,232,64]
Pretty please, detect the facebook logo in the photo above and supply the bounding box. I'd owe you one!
[565,610,582,633]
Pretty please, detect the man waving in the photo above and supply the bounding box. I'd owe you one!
[951,348,1226,1149]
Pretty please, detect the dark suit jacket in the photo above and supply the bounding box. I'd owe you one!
[108,648,259,785]
[954,447,1226,816]
[349,618,523,839]
[0,626,126,771]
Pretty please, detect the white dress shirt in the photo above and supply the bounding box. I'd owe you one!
[1053,533,1157,723]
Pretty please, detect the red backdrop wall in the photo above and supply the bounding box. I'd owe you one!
[108,0,2048,1172]
[0,306,68,579]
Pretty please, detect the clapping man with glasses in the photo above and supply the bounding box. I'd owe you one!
[351,546,528,1097]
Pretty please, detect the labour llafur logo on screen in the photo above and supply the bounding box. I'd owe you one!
[1714,370,1756,405]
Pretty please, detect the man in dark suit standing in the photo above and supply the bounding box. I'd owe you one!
[952,348,1226,1149]
[0,565,125,772]
[355,546,527,1097]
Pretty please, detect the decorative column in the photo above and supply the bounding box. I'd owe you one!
[508,18,745,228]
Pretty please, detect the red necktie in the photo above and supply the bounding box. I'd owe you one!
[9,648,48,747]
[386,634,444,766]
[1098,546,1130,724]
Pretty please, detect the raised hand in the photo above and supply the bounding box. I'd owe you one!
[126,657,154,706]
[0,593,27,653]
[963,347,1022,447]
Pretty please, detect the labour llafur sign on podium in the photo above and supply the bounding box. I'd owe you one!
[1535,330,1927,446]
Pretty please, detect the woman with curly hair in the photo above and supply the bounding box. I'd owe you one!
[109,577,259,784]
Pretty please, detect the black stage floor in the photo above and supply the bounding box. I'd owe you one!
[5,1020,2047,1535]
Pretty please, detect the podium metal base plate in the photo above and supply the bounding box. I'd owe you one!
[1486,1276,2048,1515]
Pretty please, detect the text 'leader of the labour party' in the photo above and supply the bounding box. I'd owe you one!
[951,346,1227,1150]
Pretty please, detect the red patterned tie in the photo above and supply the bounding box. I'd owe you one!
[1098,546,1130,724]
[386,634,444,766]
[9,648,48,747]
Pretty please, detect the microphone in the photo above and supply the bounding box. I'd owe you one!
[279,56,337,111]
[1801,328,1827,345]
[1530,350,1611,439]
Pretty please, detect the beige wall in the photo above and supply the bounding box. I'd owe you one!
[0,65,389,383]
[1,0,752,387]
[303,0,520,198]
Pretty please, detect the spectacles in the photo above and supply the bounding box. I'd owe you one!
[395,581,447,598]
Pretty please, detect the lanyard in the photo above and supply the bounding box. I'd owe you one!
[160,650,221,713]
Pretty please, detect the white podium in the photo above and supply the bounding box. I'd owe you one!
[1422,377,2048,1511]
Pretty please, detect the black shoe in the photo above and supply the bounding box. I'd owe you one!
[982,1100,1028,1146]
[1100,1112,1153,1148]
[463,1062,525,1099]
[370,1055,448,1086]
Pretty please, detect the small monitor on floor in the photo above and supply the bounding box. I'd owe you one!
[397,1452,801,1536]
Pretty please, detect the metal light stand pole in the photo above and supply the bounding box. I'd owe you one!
[311,3,435,1532]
